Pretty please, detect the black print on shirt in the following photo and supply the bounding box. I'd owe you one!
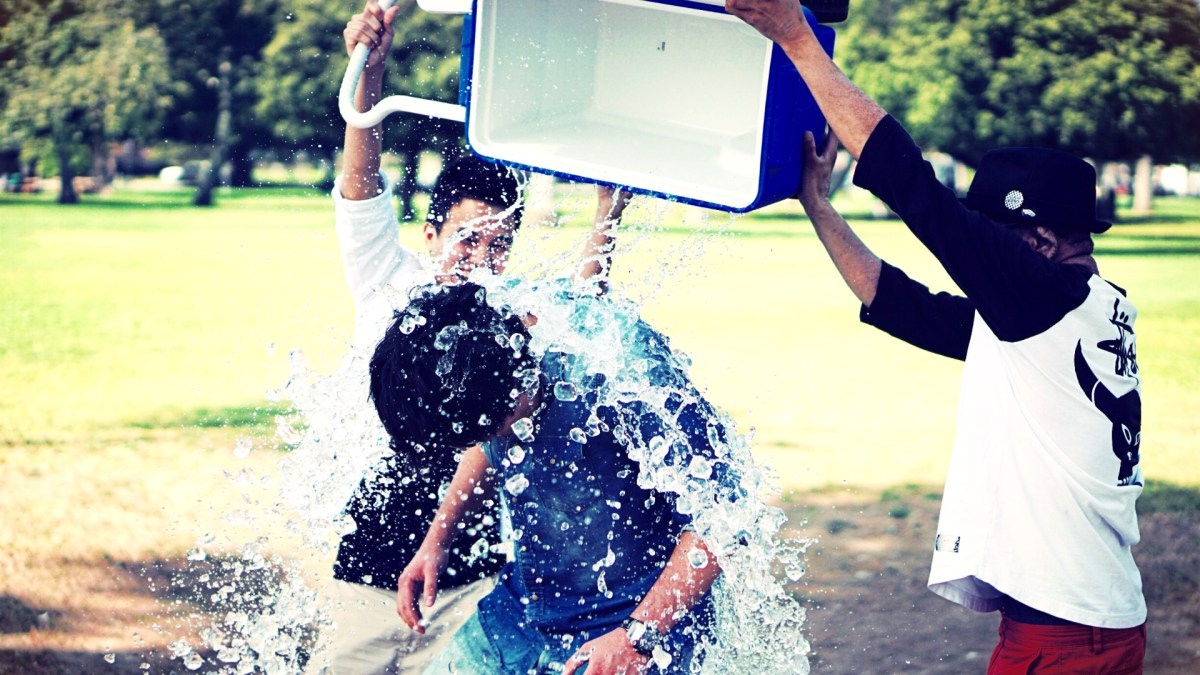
[1098,298,1139,384]
[1074,341,1142,486]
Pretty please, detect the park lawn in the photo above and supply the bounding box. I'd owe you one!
[1,186,1198,666]
[2,186,1198,484]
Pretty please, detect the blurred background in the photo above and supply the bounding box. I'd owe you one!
[1,0,1198,673]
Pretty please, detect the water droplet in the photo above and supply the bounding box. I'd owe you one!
[478,414,491,427]
[785,562,806,582]
[687,548,709,569]
[184,653,204,670]
[553,381,578,401]
[104,653,116,664]
[186,547,206,562]
[568,427,587,444]
[651,645,673,669]
[509,333,526,352]
[507,445,526,464]
[505,473,529,496]
[687,456,712,479]
[510,417,535,443]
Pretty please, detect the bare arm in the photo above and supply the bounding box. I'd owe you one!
[725,0,885,158]
[562,531,720,675]
[340,0,402,200]
[575,185,633,295]
[395,445,494,633]
[798,131,881,306]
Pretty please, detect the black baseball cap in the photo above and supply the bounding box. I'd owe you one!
[964,147,1111,235]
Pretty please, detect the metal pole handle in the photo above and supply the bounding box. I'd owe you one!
[338,0,469,128]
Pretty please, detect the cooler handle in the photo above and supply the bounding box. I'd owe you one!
[339,0,470,128]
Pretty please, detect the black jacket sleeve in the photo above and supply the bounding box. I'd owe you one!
[860,261,975,361]
[853,116,1092,342]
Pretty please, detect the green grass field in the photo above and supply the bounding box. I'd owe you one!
[1,182,1198,666]
[2,185,1198,488]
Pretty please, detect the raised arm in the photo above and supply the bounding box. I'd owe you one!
[562,531,720,675]
[341,0,402,200]
[395,444,493,633]
[575,185,633,295]
[797,130,881,306]
[725,0,884,158]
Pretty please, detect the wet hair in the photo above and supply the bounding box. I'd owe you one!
[369,282,537,450]
[426,154,524,234]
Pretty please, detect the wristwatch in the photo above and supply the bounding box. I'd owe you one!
[621,617,664,657]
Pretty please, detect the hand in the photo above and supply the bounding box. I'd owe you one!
[724,0,815,50]
[344,0,400,69]
[797,130,839,210]
[596,185,634,224]
[561,628,652,675]
[395,542,449,634]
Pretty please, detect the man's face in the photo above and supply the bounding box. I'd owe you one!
[424,198,517,281]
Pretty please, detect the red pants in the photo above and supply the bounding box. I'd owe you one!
[987,616,1147,674]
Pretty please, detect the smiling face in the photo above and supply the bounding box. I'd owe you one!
[424,198,519,282]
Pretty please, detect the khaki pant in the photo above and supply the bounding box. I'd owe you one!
[308,577,494,675]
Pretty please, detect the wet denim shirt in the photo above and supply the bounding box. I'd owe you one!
[477,342,735,642]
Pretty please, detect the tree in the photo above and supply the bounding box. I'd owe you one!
[839,0,1200,212]
[0,0,171,203]
[255,0,465,216]
[134,0,282,200]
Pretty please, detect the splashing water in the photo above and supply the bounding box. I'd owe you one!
[478,272,814,673]
[168,197,812,673]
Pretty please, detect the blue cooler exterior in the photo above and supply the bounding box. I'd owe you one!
[458,1,836,213]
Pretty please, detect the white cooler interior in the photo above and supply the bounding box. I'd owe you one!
[468,0,774,208]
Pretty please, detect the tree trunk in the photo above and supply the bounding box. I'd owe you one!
[56,141,78,205]
[194,58,233,207]
[229,142,255,188]
[1131,154,1153,215]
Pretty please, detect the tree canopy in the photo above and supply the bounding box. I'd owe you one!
[0,0,172,201]
[839,0,1200,166]
[255,0,465,206]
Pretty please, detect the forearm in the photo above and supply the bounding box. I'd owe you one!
[801,198,881,306]
[781,38,885,159]
[341,68,387,200]
[630,531,720,632]
[419,445,494,550]
[575,188,629,293]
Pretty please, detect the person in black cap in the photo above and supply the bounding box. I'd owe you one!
[727,1,1146,672]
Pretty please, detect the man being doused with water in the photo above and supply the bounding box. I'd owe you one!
[370,280,742,674]
[324,2,632,672]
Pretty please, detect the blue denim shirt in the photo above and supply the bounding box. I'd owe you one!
[477,341,734,639]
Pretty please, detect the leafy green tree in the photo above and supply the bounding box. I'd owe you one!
[256,0,464,216]
[839,0,1200,210]
[134,0,282,199]
[0,0,171,203]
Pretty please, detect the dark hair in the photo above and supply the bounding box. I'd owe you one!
[369,282,537,450]
[426,154,524,234]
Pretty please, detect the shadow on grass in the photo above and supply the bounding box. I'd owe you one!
[130,403,295,431]
[0,596,60,635]
[787,481,1200,674]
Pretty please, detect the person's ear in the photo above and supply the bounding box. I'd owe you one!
[1026,226,1059,260]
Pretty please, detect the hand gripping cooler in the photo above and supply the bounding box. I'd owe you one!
[341,0,838,212]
